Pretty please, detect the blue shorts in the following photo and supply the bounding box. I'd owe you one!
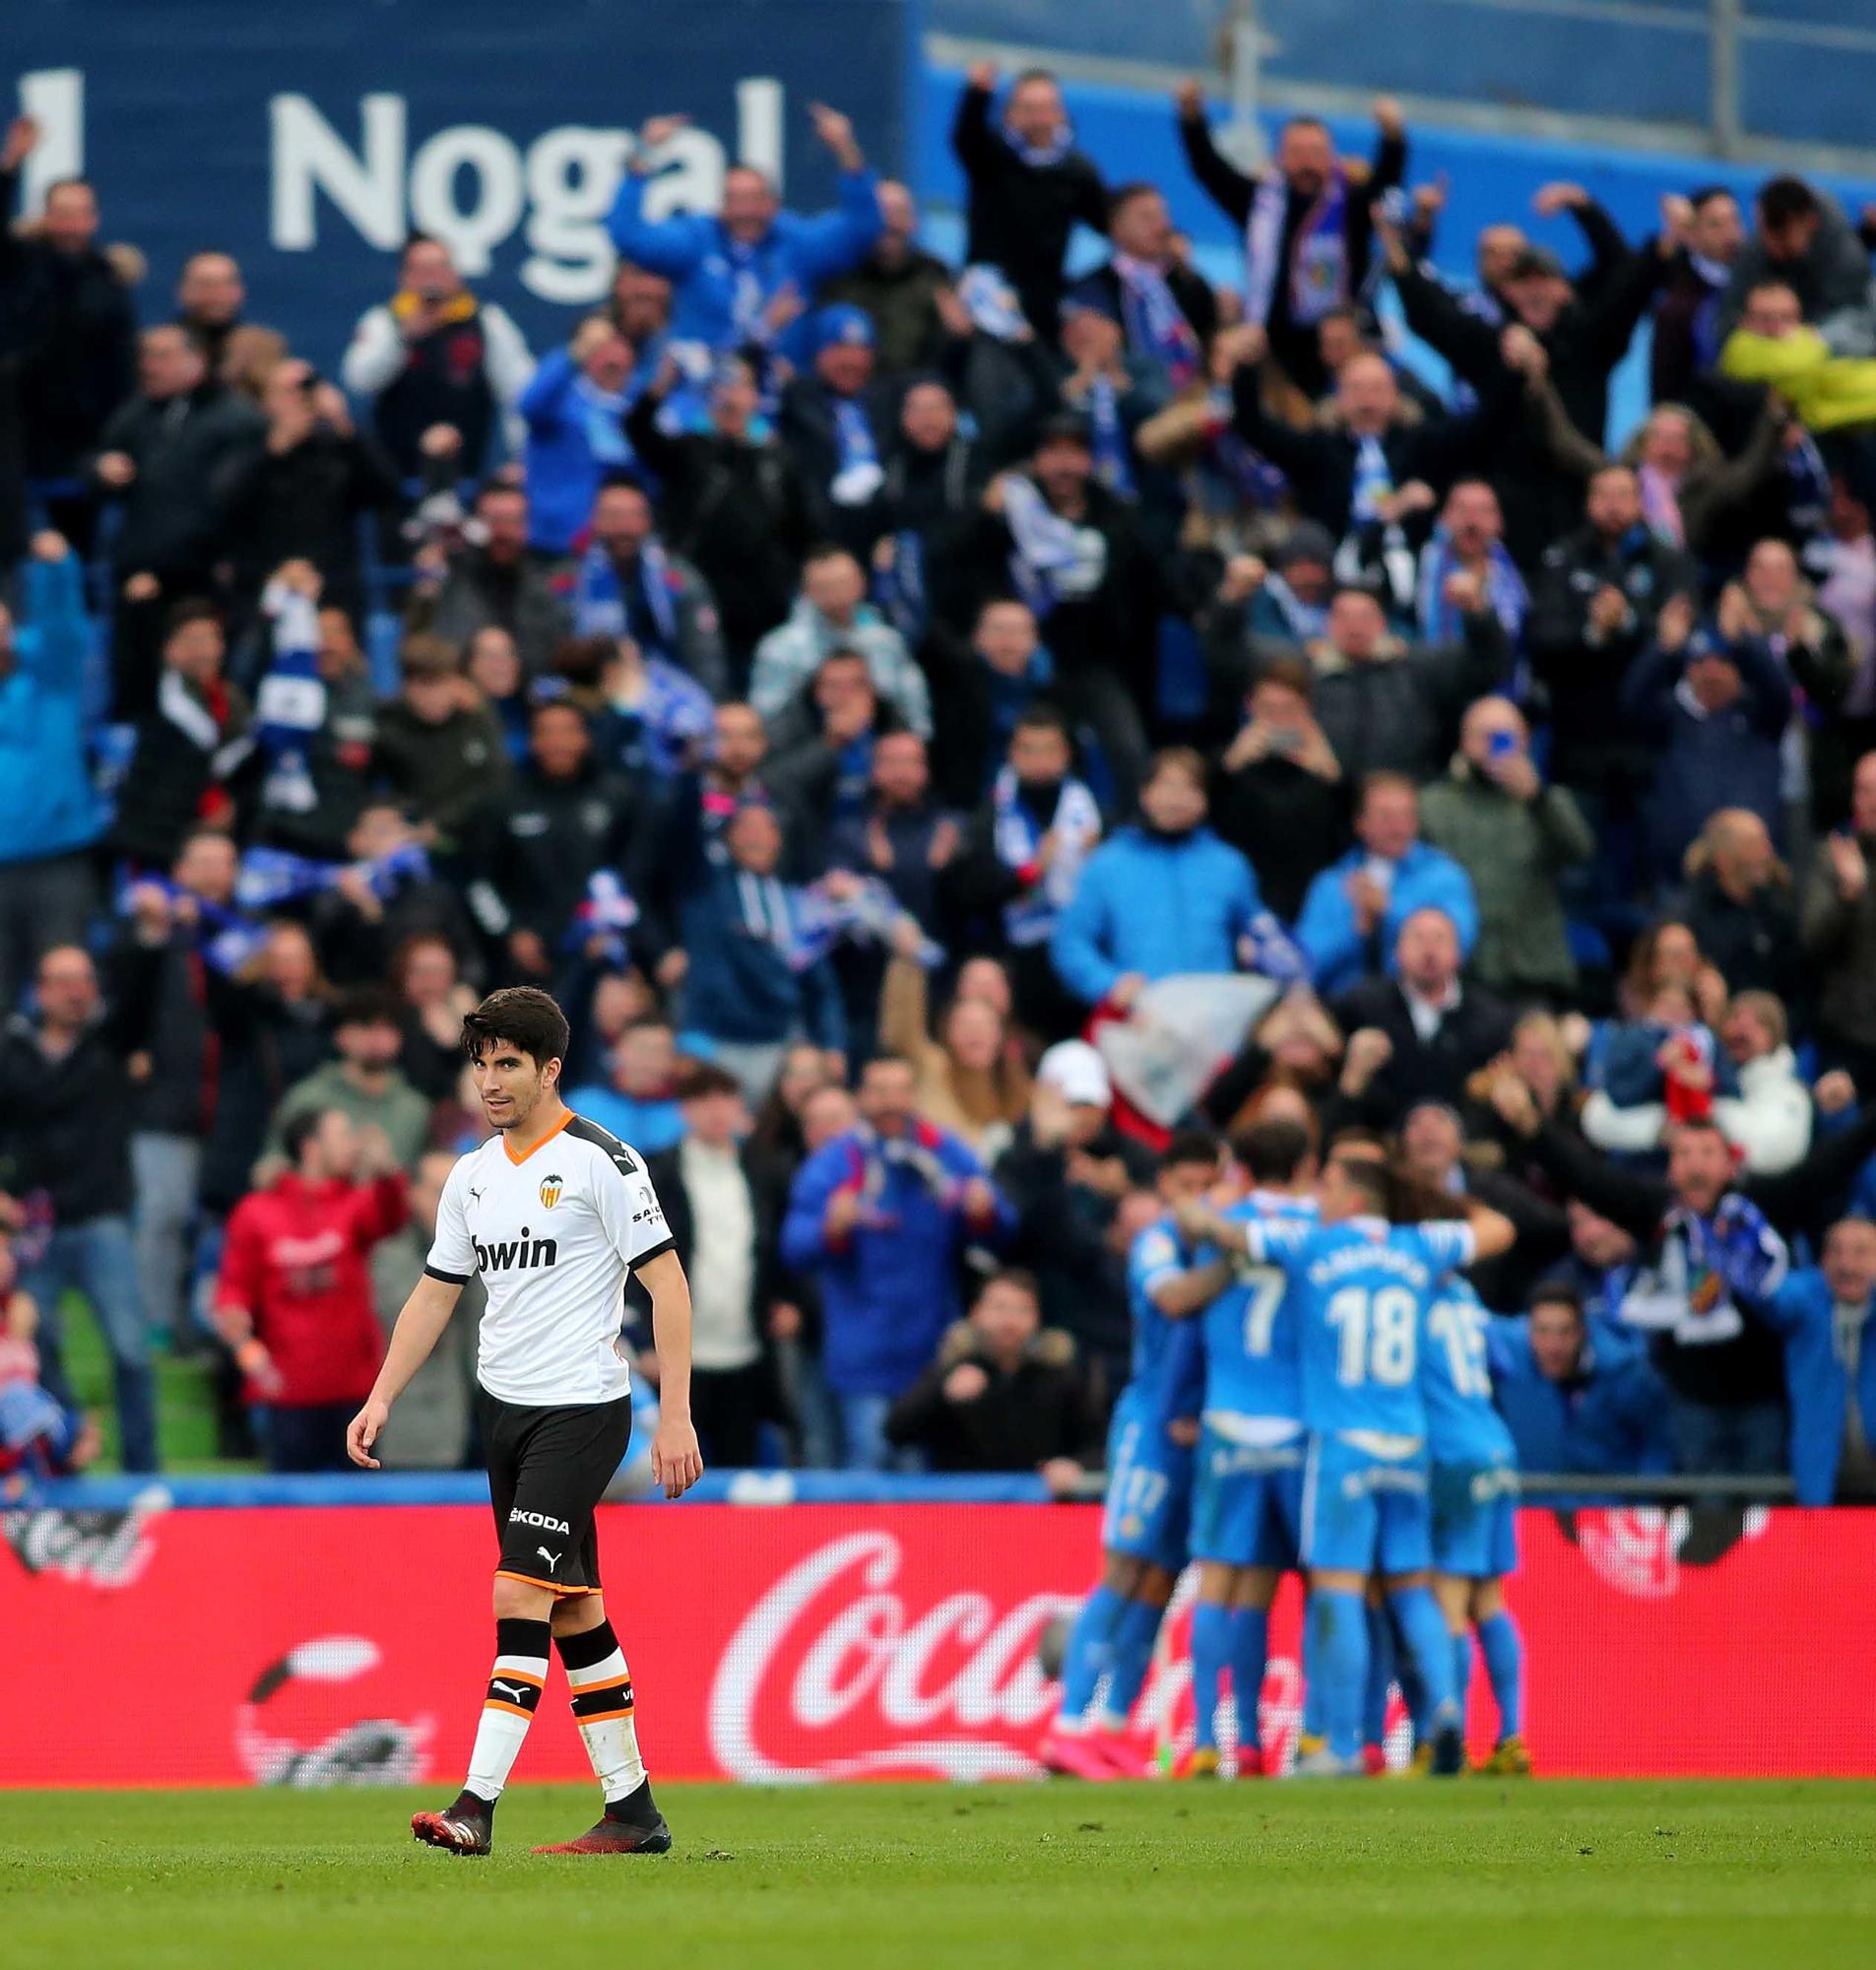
[1101,1398,1194,1574]
[1299,1432,1432,1578]
[1190,1424,1305,1570]
[1430,1458,1520,1580]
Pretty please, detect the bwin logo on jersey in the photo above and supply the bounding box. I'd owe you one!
[473,1227,558,1273]
[539,1173,562,1209]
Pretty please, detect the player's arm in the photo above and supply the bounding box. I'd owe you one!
[1456,1198,1516,1264]
[635,1246,704,1499]
[1150,1254,1237,1319]
[347,1273,463,1469]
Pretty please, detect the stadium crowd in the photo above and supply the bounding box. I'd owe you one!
[4,71,1876,1506]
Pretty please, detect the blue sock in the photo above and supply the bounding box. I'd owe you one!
[1361,1600,1394,1750]
[1228,1607,1268,1755]
[1388,1586,1456,1725]
[1056,1584,1127,1724]
[1097,1596,1165,1726]
[1476,1610,1524,1740]
[1452,1629,1474,1728]
[1391,1604,1428,1740]
[1189,1602,1233,1750]
[1312,1590,1368,1760]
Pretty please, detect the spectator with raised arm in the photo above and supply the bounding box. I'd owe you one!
[1754,1215,1876,1504]
[817,180,958,380]
[781,1053,1012,1471]
[950,63,1108,347]
[1177,83,1405,401]
[340,233,533,479]
[1720,176,1876,352]
[518,314,639,554]
[608,104,882,361]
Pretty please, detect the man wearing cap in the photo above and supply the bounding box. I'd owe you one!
[995,1041,1157,1405]
[608,103,884,361]
[778,305,895,552]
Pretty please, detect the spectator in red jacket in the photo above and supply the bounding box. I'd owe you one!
[213,1107,409,1472]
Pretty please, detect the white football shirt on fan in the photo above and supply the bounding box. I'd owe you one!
[425,1111,674,1406]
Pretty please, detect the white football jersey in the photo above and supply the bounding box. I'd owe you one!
[425,1111,674,1406]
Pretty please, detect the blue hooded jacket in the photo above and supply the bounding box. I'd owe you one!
[1487,1313,1673,1505]
[518,348,636,553]
[781,1125,1014,1395]
[1050,824,1261,1006]
[607,169,883,358]
[0,550,98,867]
[1754,1268,1876,1506]
[1293,841,1479,998]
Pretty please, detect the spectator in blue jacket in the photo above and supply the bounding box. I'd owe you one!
[1488,1281,1674,1505]
[1052,748,1262,1010]
[518,315,639,554]
[1753,1215,1876,1504]
[0,532,98,1014]
[1622,591,1793,892]
[1294,772,1479,998]
[608,103,883,362]
[781,1053,1012,1469]
[662,797,847,1104]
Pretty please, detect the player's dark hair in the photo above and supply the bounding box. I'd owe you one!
[1162,1129,1220,1173]
[1758,175,1818,229]
[1233,1117,1313,1186]
[1528,1280,1585,1322]
[281,1105,333,1168]
[331,986,399,1031]
[463,986,570,1071]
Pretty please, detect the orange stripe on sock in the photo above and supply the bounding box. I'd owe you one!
[488,1670,547,1689]
[569,1674,631,1696]
[575,1705,635,1725]
[483,1698,535,1720]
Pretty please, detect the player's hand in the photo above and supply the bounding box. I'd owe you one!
[651,1413,703,1499]
[347,1397,389,1469]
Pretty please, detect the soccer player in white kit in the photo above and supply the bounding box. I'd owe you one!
[347,986,703,1856]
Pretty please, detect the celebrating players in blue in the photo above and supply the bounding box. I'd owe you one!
[1181,1116,1319,1778]
[1179,1150,1516,1776]
[1041,1132,1233,1780]
[1423,1275,1529,1773]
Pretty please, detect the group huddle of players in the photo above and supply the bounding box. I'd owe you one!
[1041,1119,1528,1781]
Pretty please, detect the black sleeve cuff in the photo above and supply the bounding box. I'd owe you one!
[423,1263,472,1284]
[629,1236,678,1275]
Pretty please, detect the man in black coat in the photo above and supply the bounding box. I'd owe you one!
[1178,84,1405,401]
[776,305,900,555]
[864,380,987,647]
[7,122,137,545]
[1065,182,1217,389]
[1328,906,1515,1131]
[885,1268,1100,1483]
[951,63,1108,345]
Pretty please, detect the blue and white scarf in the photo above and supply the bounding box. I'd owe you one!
[253,584,326,817]
[830,396,884,507]
[574,374,630,466]
[607,657,715,776]
[115,876,270,978]
[1238,910,1310,984]
[993,769,1101,947]
[1689,251,1731,372]
[564,869,640,963]
[1113,254,1201,386]
[957,266,1032,344]
[1415,533,1529,645]
[1245,166,1350,328]
[1002,475,1107,620]
[1785,428,1832,539]
[1349,433,1394,526]
[1260,572,1329,643]
[573,538,681,653]
[874,529,928,642]
[1004,124,1073,171]
[234,842,430,913]
[1085,374,1135,498]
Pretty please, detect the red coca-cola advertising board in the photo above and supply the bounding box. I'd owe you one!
[5,1498,1875,1787]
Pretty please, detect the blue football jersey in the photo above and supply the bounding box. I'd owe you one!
[1421,1280,1519,1467]
[1124,1212,1208,1426]
[1244,1215,1477,1440]
[1201,1190,1317,1429]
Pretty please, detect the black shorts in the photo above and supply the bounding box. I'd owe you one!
[479,1388,633,1597]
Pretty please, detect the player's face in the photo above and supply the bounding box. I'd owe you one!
[1157,1158,1218,1210]
[473,1042,558,1132]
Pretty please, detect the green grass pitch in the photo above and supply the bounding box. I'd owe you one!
[6,1780,1875,1970]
